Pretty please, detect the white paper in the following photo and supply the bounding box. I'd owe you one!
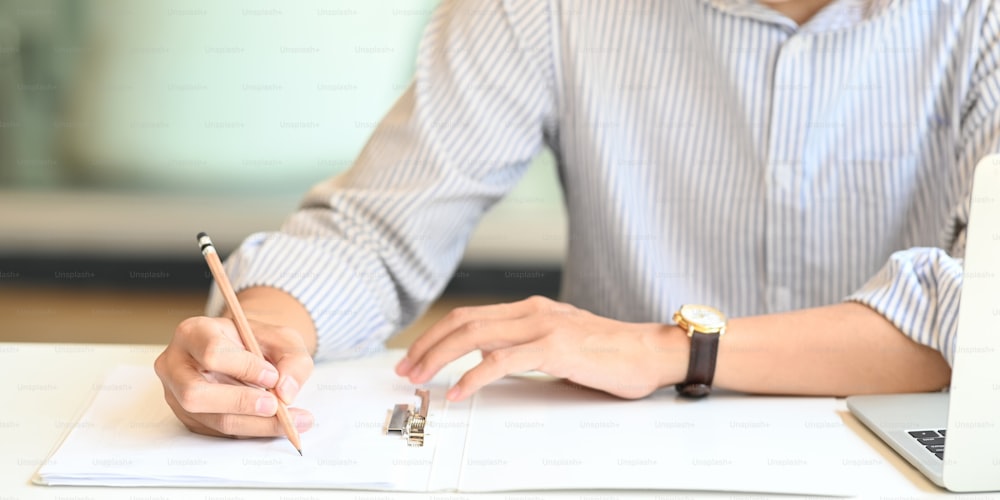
[37,357,451,489]
[457,376,865,496]
[38,355,875,495]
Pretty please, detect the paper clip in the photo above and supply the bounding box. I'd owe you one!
[383,389,429,447]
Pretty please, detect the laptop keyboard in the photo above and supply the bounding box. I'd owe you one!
[907,429,947,460]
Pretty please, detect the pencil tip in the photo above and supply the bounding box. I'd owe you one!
[298,449,303,456]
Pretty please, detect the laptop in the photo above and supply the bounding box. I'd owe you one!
[847,154,1000,492]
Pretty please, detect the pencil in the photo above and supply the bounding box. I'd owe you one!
[196,232,303,456]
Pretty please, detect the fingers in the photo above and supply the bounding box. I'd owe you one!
[164,388,314,438]
[177,317,280,388]
[405,316,542,384]
[261,326,315,405]
[196,407,314,438]
[156,316,316,439]
[166,361,281,417]
[446,342,547,401]
[397,296,555,376]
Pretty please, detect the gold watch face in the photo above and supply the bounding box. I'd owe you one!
[676,304,727,334]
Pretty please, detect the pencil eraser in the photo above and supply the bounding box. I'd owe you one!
[197,232,214,251]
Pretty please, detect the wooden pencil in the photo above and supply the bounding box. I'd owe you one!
[196,232,303,455]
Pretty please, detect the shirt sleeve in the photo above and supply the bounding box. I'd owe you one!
[206,0,557,360]
[846,0,1000,366]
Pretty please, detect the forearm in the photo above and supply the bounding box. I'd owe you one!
[224,286,318,357]
[719,303,950,395]
[657,302,951,397]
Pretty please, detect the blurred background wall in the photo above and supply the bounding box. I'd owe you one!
[0,0,566,344]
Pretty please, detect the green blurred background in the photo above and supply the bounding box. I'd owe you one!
[0,0,564,263]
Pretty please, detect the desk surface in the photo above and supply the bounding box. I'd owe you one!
[1,342,954,499]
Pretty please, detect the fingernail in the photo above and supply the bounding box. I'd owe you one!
[294,413,314,432]
[259,367,279,388]
[256,396,277,416]
[396,357,412,375]
[279,376,300,404]
[446,386,462,401]
[409,365,424,383]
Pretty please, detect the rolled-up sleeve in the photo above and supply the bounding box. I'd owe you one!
[847,0,1000,366]
[207,0,556,360]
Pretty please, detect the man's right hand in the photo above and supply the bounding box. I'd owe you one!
[154,315,315,438]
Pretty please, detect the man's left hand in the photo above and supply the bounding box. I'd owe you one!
[394,296,687,401]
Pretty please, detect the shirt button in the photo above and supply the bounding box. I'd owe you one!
[783,36,810,56]
[774,286,792,312]
[776,170,792,192]
[772,162,794,192]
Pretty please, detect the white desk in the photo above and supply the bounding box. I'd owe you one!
[0,342,956,499]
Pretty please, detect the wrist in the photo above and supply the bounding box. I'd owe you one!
[225,286,318,356]
[645,323,690,390]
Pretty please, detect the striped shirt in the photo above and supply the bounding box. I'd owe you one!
[209,0,1000,364]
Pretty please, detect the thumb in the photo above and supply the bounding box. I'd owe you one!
[260,326,315,405]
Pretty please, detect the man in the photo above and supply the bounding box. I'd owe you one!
[154,0,996,438]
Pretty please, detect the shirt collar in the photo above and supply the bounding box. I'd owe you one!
[702,0,900,33]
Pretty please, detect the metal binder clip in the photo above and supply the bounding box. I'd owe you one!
[383,389,429,447]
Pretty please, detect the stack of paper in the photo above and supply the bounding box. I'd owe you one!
[37,352,877,495]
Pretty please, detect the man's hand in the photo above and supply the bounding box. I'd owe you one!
[395,296,687,401]
[154,316,315,438]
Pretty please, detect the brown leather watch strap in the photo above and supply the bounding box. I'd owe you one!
[675,331,720,398]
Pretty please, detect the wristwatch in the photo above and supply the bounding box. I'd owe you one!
[672,304,727,398]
